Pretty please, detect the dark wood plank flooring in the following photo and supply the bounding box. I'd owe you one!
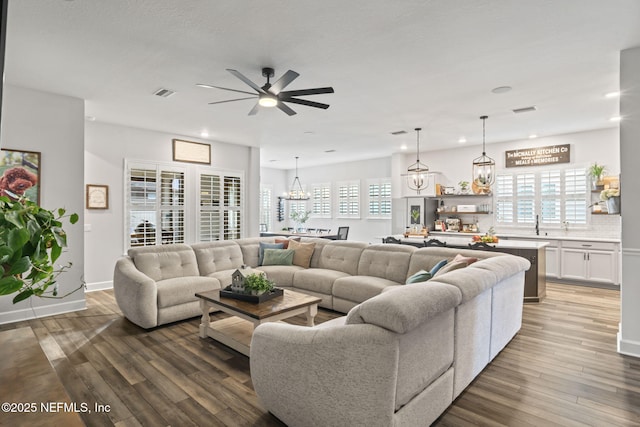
[1,283,638,426]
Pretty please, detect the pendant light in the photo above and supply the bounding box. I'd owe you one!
[406,127,430,194]
[284,156,310,200]
[472,115,496,191]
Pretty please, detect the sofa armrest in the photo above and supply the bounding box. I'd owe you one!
[250,322,399,427]
[113,257,158,329]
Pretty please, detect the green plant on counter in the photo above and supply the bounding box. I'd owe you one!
[290,210,311,224]
[588,163,606,181]
[243,273,275,294]
[0,196,81,303]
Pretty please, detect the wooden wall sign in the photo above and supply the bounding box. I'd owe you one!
[505,144,570,168]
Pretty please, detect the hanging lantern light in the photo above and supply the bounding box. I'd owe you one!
[283,156,310,200]
[472,115,496,192]
[406,127,429,194]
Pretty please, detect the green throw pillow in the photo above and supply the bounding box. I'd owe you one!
[259,242,284,265]
[261,248,295,266]
[406,269,432,284]
[430,259,448,276]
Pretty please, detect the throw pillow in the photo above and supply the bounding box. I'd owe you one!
[452,253,478,265]
[430,259,448,276]
[259,242,284,265]
[274,238,290,249]
[434,260,468,277]
[288,239,316,268]
[261,248,295,266]
[406,269,432,284]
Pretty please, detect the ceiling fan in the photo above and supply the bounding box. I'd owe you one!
[197,67,334,116]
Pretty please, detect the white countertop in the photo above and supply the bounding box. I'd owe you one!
[398,234,548,249]
[429,231,620,244]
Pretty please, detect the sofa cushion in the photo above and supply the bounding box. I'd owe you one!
[345,282,462,334]
[299,237,332,268]
[262,249,294,266]
[128,244,200,282]
[258,265,305,287]
[357,244,415,283]
[293,268,351,295]
[236,237,277,267]
[156,276,220,308]
[433,254,477,278]
[191,241,244,276]
[318,241,367,275]
[333,276,399,304]
[406,247,502,279]
[406,269,432,284]
[288,239,316,268]
[259,242,285,265]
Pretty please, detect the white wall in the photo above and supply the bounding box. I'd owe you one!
[262,157,392,243]
[394,127,621,239]
[619,46,640,358]
[0,85,85,323]
[84,121,258,288]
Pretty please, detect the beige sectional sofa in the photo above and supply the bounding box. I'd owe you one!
[113,236,530,426]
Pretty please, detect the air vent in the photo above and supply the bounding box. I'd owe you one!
[390,130,407,135]
[153,88,176,98]
[513,106,537,114]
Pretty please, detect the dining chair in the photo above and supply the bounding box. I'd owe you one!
[336,226,349,240]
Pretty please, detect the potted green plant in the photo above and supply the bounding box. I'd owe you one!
[458,181,470,194]
[0,196,80,303]
[588,163,606,189]
[243,273,275,296]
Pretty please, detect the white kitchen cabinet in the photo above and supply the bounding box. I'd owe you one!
[545,245,559,279]
[559,240,619,285]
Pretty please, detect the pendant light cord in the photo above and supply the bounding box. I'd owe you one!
[480,115,488,155]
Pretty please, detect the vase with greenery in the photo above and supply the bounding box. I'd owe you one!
[588,163,606,189]
[0,196,80,303]
[600,188,621,214]
[458,180,470,194]
[290,209,311,232]
[243,273,275,296]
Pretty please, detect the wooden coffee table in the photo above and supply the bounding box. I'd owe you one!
[196,288,322,356]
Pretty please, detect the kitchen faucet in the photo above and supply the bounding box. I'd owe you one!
[535,214,539,236]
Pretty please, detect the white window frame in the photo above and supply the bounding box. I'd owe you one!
[366,178,392,219]
[310,182,332,218]
[336,180,360,219]
[495,166,588,229]
[196,168,244,241]
[259,184,273,232]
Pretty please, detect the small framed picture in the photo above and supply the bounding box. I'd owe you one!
[86,184,109,209]
[0,148,41,203]
[172,139,211,164]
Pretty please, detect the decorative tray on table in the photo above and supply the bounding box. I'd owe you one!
[220,285,284,304]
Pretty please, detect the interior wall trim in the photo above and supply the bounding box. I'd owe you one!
[0,299,86,325]
[85,281,114,292]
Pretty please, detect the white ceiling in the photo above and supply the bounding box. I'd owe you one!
[4,0,640,169]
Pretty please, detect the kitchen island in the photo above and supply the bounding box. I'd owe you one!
[387,233,548,302]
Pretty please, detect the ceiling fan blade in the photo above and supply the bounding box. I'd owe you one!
[227,69,265,94]
[269,70,300,94]
[248,103,261,116]
[279,87,334,97]
[277,102,297,116]
[208,96,257,105]
[197,83,257,96]
[282,98,330,109]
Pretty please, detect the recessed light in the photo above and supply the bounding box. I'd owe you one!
[491,86,512,94]
[529,134,538,139]
[153,88,176,98]
[610,116,622,122]
[200,131,209,138]
[605,91,621,98]
[400,144,408,150]
[458,137,467,144]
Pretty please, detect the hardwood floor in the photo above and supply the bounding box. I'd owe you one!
[1,283,639,426]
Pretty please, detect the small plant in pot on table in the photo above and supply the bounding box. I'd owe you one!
[243,273,275,296]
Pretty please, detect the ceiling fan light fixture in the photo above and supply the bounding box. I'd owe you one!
[472,115,496,191]
[258,94,278,107]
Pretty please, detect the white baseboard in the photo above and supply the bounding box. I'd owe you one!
[0,299,86,325]
[85,281,113,292]
[617,332,640,358]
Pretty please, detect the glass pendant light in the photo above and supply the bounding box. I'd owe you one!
[472,115,496,192]
[284,156,310,200]
[406,127,429,194]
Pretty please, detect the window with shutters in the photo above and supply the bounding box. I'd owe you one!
[336,180,360,218]
[126,163,186,248]
[197,171,243,241]
[496,167,588,227]
[311,183,331,218]
[259,185,273,232]
[367,179,392,218]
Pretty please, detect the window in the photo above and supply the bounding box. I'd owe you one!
[259,185,273,232]
[125,160,244,248]
[367,179,392,218]
[336,180,360,218]
[311,183,331,218]
[496,167,588,227]
[126,163,186,247]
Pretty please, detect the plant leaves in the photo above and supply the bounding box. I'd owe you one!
[52,227,67,248]
[51,243,62,263]
[0,246,13,264]
[27,219,42,245]
[70,213,79,224]
[4,210,24,228]
[8,228,30,252]
[13,289,34,304]
[0,275,23,295]
[8,256,31,276]
[57,208,66,217]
